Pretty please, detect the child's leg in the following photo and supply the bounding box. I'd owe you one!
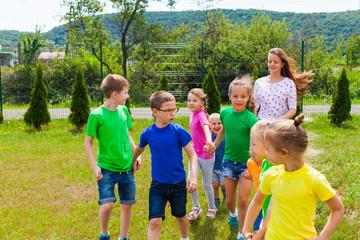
[237,177,252,233]
[120,204,132,238]
[189,159,201,208]
[212,180,220,199]
[224,176,238,213]
[147,217,162,240]
[199,157,215,209]
[176,216,189,238]
[99,203,113,235]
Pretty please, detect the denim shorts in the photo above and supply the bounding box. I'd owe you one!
[222,158,248,180]
[212,169,225,185]
[148,179,187,220]
[97,168,136,205]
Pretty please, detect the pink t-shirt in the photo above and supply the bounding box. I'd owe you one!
[254,77,297,120]
[190,110,215,159]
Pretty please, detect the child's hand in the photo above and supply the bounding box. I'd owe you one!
[244,232,254,240]
[92,166,103,180]
[243,170,253,180]
[132,158,141,172]
[187,176,198,193]
[204,142,215,155]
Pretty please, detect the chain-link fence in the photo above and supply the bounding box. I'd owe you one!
[1,40,359,119]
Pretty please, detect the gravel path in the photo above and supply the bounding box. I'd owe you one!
[2,105,360,120]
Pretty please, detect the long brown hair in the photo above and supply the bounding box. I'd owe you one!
[269,48,314,106]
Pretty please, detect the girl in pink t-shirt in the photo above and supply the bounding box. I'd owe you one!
[187,88,217,220]
[254,48,314,120]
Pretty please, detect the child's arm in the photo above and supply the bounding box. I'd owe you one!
[132,145,145,172]
[255,196,273,240]
[128,131,141,171]
[202,124,213,154]
[84,135,103,180]
[312,195,344,240]
[184,142,198,193]
[206,126,225,155]
[279,108,296,119]
[243,190,267,240]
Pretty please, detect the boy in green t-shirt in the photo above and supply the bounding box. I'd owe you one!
[85,74,140,240]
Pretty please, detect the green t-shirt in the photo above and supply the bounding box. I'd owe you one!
[220,107,258,163]
[86,105,133,172]
[260,159,273,219]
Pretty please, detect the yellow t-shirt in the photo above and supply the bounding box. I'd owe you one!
[260,164,336,240]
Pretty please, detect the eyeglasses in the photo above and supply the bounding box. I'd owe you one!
[157,107,180,115]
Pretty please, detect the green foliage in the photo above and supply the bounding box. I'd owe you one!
[328,68,352,126]
[19,26,45,66]
[0,109,3,124]
[202,68,221,115]
[345,33,360,68]
[251,65,258,79]
[23,62,51,130]
[156,73,169,91]
[69,65,90,129]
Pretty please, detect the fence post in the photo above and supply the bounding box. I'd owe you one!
[201,42,204,84]
[0,65,2,113]
[100,41,104,105]
[300,40,305,112]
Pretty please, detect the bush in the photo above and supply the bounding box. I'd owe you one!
[328,68,352,125]
[251,65,259,79]
[24,61,51,130]
[157,73,169,91]
[69,65,90,129]
[202,68,221,115]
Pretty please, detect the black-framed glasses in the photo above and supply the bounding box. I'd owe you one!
[157,107,180,115]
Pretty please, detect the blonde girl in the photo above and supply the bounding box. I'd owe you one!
[187,88,217,220]
[208,76,258,240]
[254,48,314,120]
[243,114,344,240]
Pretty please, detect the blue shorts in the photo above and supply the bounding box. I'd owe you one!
[148,180,187,220]
[222,159,247,180]
[97,168,136,205]
[212,169,225,185]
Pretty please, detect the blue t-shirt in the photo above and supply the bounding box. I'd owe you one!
[138,123,192,184]
[212,133,225,171]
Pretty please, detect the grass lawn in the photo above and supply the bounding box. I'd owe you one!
[0,115,359,239]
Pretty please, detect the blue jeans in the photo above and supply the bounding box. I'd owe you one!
[222,158,248,180]
[148,180,187,220]
[97,168,136,205]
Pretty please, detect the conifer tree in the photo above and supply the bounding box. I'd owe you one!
[202,68,221,115]
[328,68,352,126]
[157,73,169,91]
[251,65,258,80]
[24,61,51,130]
[69,64,90,129]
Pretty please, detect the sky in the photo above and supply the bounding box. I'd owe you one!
[1,0,360,32]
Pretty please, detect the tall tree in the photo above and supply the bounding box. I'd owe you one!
[19,26,45,66]
[202,68,221,115]
[61,0,113,73]
[24,62,51,130]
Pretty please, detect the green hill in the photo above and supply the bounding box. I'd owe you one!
[1,9,359,46]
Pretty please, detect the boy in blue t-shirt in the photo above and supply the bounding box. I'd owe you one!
[209,113,226,207]
[132,91,198,240]
[85,74,140,240]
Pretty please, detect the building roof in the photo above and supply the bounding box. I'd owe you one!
[38,51,65,60]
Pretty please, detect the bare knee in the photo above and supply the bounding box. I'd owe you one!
[100,203,113,213]
[149,218,162,231]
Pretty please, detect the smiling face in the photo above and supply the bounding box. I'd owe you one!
[228,85,250,112]
[268,53,285,76]
[113,86,129,106]
[187,93,205,113]
[249,132,267,163]
[209,117,222,135]
[152,100,177,128]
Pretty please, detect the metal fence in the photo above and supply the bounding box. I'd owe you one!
[1,41,359,120]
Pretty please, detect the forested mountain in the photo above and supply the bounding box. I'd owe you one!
[1,9,359,46]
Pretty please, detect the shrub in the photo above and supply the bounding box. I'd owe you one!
[157,73,169,91]
[24,61,51,130]
[328,68,352,126]
[202,68,221,115]
[251,65,259,79]
[69,65,90,129]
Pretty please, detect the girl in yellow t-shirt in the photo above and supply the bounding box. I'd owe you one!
[243,114,344,240]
